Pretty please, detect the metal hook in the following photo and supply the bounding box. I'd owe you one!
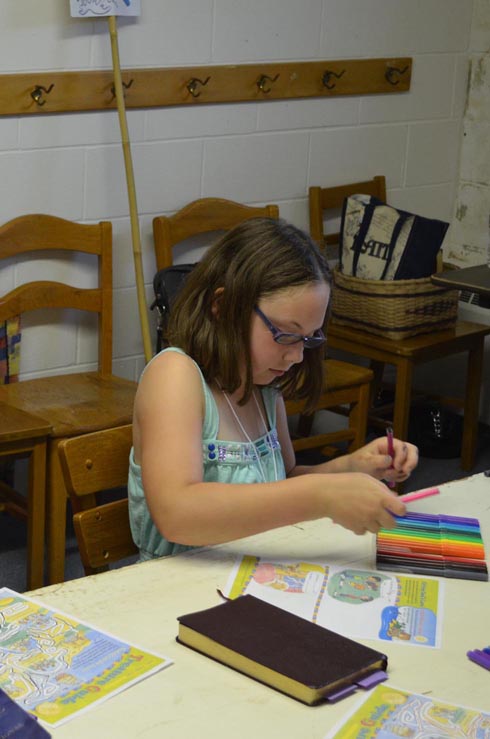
[321,69,345,90]
[186,76,211,98]
[257,74,279,94]
[385,65,409,86]
[30,84,54,107]
[109,79,134,101]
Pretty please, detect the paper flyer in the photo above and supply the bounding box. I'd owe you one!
[224,556,444,647]
[324,684,490,738]
[0,588,171,727]
[70,0,141,17]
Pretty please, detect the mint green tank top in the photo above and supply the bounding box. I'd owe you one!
[128,347,286,560]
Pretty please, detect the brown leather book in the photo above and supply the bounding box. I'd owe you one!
[177,595,388,705]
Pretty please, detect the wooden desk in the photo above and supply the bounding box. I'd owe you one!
[28,473,490,738]
[431,264,490,298]
[0,403,51,589]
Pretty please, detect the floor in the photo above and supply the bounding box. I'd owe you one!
[1,424,490,594]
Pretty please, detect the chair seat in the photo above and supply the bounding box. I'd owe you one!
[0,373,136,438]
[285,360,373,455]
[284,359,372,415]
[325,358,373,390]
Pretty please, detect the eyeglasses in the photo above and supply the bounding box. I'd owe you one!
[254,305,326,349]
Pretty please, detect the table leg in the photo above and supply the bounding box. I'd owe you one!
[26,437,47,590]
[46,441,67,585]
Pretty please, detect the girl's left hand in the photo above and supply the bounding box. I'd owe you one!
[347,436,419,484]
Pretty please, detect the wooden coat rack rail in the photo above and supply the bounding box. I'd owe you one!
[0,57,411,115]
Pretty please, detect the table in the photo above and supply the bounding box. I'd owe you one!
[0,403,51,590]
[431,264,490,298]
[27,472,490,738]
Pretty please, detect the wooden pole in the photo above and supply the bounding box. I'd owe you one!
[108,15,152,364]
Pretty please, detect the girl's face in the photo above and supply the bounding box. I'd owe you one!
[249,281,330,386]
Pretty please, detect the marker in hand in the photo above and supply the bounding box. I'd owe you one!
[386,426,395,489]
[401,487,440,503]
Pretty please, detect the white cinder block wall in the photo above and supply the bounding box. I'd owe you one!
[0,0,475,383]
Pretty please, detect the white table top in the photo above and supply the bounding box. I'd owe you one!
[29,472,490,738]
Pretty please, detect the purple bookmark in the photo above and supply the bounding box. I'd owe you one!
[325,670,388,703]
[356,670,388,689]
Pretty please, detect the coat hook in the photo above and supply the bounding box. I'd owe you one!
[109,79,134,101]
[30,84,54,106]
[321,69,345,90]
[257,74,279,94]
[186,76,211,98]
[385,66,409,86]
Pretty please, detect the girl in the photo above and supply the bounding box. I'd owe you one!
[129,218,418,561]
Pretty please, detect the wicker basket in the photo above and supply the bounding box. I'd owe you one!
[330,266,459,340]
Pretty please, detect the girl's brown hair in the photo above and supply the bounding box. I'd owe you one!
[167,217,331,410]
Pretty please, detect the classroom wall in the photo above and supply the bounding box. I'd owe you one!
[445,0,490,266]
[0,0,475,381]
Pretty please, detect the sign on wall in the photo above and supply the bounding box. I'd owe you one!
[70,0,141,16]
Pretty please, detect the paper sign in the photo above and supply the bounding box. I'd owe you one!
[70,0,141,17]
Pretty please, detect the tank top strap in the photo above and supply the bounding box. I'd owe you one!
[150,347,219,439]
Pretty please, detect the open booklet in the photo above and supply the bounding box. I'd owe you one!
[0,588,172,728]
[224,556,444,647]
[324,683,490,738]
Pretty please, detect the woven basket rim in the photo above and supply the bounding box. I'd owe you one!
[333,264,439,287]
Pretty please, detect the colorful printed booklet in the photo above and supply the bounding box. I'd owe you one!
[324,683,490,738]
[0,588,172,728]
[224,556,444,647]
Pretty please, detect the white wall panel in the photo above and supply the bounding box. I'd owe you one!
[406,120,461,186]
[20,111,145,149]
[85,140,203,219]
[257,97,358,132]
[0,149,84,222]
[213,0,323,61]
[145,104,257,141]
[203,133,309,201]
[309,125,406,189]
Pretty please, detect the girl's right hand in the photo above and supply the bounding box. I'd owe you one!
[320,472,406,535]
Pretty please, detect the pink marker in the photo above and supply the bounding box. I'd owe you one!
[386,426,395,489]
[401,487,440,503]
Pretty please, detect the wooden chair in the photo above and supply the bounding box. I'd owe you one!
[0,214,137,584]
[153,197,280,272]
[309,177,490,470]
[58,425,137,575]
[153,197,373,457]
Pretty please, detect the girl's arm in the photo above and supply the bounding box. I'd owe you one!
[134,352,406,547]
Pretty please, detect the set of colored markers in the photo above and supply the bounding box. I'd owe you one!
[376,510,488,582]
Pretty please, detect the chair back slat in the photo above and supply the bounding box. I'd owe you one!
[153,197,279,270]
[309,176,386,251]
[0,214,113,375]
[58,424,136,574]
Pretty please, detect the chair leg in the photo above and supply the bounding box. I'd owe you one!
[46,440,68,585]
[26,438,47,590]
[346,382,370,452]
[461,339,484,471]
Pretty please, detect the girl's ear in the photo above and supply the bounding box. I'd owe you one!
[211,287,225,317]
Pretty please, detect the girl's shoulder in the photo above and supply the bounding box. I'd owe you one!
[141,346,201,378]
